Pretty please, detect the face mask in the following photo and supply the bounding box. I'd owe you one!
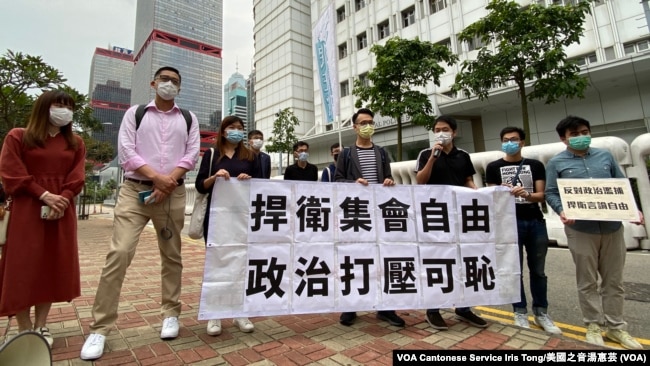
[250,139,264,149]
[333,154,339,162]
[156,81,178,100]
[49,107,73,127]
[434,132,452,145]
[501,141,521,155]
[298,152,309,162]
[226,130,245,143]
[568,135,591,150]
[358,125,375,139]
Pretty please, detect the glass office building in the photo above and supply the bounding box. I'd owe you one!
[224,71,248,131]
[131,0,223,129]
[88,47,134,153]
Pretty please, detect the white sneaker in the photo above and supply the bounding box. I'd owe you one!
[80,333,106,360]
[534,313,562,335]
[35,327,54,348]
[513,313,530,328]
[206,319,222,336]
[606,329,642,350]
[234,317,254,333]
[585,323,604,346]
[160,317,179,339]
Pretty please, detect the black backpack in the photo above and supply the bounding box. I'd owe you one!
[134,104,193,133]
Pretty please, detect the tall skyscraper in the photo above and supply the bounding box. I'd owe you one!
[131,0,223,129]
[224,71,248,130]
[252,0,314,138]
[88,46,134,153]
[246,70,256,131]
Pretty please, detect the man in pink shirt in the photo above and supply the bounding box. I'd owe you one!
[81,66,200,361]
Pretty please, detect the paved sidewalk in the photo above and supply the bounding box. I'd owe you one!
[3,214,610,365]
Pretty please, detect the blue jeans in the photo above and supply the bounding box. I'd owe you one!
[513,218,549,315]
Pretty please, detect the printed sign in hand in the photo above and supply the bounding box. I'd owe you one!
[557,178,640,221]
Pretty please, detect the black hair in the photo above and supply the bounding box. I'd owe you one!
[293,141,309,152]
[330,142,340,152]
[248,129,263,139]
[434,115,457,131]
[556,115,591,137]
[154,66,181,83]
[352,108,374,124]
[499,126,525,141]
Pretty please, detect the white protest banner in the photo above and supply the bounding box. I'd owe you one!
[558,178,640,221]
[198,180,520,320]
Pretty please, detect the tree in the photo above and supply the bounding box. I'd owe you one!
[452,0,591,144]
[0,50,66,141]
[353,37,458,161]
[0,50,111,161]
[264,108,300,174]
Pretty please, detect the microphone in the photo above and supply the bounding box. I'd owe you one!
[433,137,444,158]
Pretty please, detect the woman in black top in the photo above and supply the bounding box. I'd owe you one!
[195,115,261,336]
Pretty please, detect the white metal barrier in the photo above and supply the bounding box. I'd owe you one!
[184,134,650,250]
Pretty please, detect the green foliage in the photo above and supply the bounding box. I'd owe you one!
[0,50,66,141]
[85,179,116,203]
[265,108,300,156]
[84,137,115,164]
[353,37,457,161]
[452,0,591,144]
[0,50,110,162]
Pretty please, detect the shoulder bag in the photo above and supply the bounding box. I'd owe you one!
[188,148,214,240]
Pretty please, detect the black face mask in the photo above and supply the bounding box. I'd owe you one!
[333,154,339,162]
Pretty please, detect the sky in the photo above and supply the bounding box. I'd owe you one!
[0,0,255,110]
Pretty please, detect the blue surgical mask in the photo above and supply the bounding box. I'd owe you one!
[568,135,591,150]
[501,141,521,155]
[226,130,245,143]
[298,152,309,161]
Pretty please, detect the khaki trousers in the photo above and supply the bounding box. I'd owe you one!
[565,225,627,330]
[89,181,186,335]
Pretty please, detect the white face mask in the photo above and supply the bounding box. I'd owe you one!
[156,81,178,100]
[251,139,264,149]
[434,132,453,145]
[49,107,73,127]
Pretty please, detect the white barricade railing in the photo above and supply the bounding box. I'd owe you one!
[185,134,649,250]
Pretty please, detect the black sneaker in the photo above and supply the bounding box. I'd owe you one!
[376,311,405,327]
[455,309,488,328]
[340,312,357,326]
[425,311,448,330]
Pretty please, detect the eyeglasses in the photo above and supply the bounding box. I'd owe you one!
[502,137,521,143]
[356,121,375,127]
[156,76,180,86]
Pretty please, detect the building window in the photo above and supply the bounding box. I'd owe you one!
[552,0,578,5]
[355,0,366,12]
[571,53,598,67]
[338,43,348,59]
[357,32,368,50]
[402,6,416,28]
[358,72,369,87]
[337,6,345,23]
[442,90,457,99]
[466,35,486,51]
[430,0,447,14]
[436,37,452,51]
[377,20,390,40]
[604,46,615,61]
[340,80,350,97]
[624,39,650,55]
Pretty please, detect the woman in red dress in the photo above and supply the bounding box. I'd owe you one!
[0,90,86,348]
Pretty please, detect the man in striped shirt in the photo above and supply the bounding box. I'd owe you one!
[334,108,405,327]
